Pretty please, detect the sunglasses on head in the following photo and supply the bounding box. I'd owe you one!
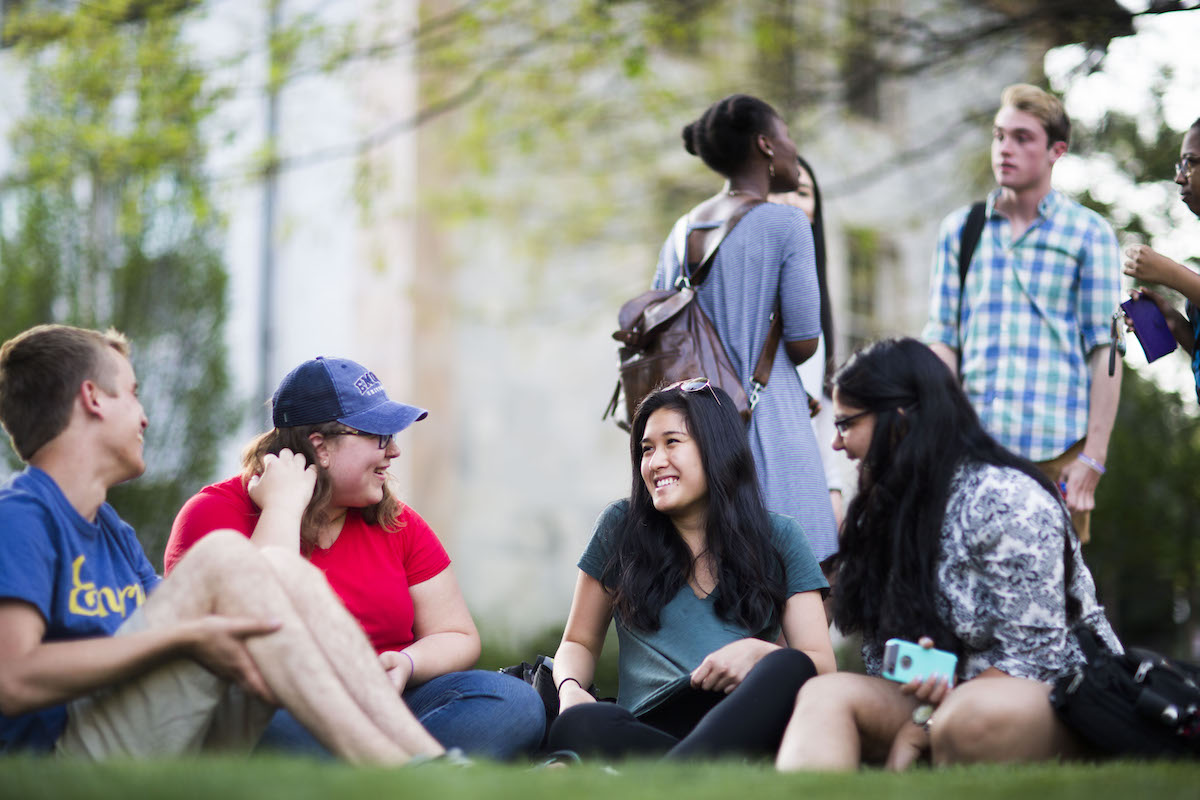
[663,377,721,407]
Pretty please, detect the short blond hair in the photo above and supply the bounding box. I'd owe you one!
[1000,84,1070,147]
[0,325,130,461]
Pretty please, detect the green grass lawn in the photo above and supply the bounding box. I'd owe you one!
[2,757,1197,800]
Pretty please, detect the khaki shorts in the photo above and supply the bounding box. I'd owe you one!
[56,608,275,759]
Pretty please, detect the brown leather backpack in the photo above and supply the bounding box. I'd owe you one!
[603,200,781,430]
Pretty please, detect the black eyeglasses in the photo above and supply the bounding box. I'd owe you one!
[1175,156,1199,179]
[328,430,394,450]
[664,377,721,407]
[833,409,871,435]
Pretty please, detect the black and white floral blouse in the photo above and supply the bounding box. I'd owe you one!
[863,460,1122,683]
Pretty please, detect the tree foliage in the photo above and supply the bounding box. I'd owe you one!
[0,0,237,562]
[1090,371,1200,656]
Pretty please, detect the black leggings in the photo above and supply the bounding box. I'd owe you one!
[547,647,816,761]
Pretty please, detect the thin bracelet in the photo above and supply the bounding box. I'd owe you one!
[1076,452,1106,475]
[557,677,583,695]
[400,650,416,677]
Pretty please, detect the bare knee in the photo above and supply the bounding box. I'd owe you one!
[169,530,271,588]
[929,694,996,763]
[258,546,329,592]
[151,530,276,620]
[930,681,1057,765]
[794,673,851,715]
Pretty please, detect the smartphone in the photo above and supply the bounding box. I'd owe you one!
[881,638,958,687]
[1121,297,1177,363]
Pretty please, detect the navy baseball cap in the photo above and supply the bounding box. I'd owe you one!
[271,357,428,435]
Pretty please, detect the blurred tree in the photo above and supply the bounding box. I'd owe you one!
[1059,69,1200,656]
[0,0,237,564]
[1090,371,1200,657]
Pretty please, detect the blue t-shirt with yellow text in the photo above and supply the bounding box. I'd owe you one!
[0,467,160,752]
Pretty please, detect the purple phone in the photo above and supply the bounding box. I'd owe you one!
[1121,297,1177,362]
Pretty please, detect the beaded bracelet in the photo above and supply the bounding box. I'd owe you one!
[556,677,583,695]
[1076,452,1106,475]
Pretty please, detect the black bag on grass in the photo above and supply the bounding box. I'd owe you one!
[1050,625,1200,758]
[498,654,597,747]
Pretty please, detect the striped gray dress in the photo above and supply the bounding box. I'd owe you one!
[653,202,839,562]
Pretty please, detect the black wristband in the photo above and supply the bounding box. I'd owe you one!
[557,677,583,695]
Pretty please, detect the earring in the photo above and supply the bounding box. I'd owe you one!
[768,161,775,179]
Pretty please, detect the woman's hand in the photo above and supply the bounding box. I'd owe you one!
[690,638,776,694]
[897,637,955,704]
[1123,244,1181,286]
[885,636,954,771]
[557,681,597,713]
[247,449,316,516]
[379,650,414,694]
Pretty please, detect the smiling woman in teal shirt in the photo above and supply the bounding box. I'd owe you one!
[547,381,832,761]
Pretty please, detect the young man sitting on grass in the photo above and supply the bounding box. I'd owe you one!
[0,324,444,764]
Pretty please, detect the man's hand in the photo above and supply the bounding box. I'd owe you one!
[1061,454,1101,514]
[690,638,776,694]
[185,615,281,704]
[247,449,316,516]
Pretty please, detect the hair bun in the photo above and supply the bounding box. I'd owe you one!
[681,121,699,156]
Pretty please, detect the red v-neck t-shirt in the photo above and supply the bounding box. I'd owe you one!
[165,476,450,654]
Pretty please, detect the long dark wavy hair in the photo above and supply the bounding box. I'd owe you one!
[796,154,835,391]
[831,338,1078,655]
[601,383,787,634]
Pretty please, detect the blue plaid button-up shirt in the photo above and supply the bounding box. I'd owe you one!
[922,189,1122,461]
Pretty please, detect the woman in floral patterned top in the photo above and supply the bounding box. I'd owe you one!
[776,337,1121,771]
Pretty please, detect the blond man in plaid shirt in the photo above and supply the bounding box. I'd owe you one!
[922,84,1122,542]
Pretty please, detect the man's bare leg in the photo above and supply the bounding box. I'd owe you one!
[145,530,438,764]
[257,545,445,754]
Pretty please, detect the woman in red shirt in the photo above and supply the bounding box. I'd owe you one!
[165,356,544,760]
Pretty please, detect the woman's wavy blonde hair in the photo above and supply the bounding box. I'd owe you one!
[241,421,403,552]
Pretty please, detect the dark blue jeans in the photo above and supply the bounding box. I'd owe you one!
[256,669,545,761]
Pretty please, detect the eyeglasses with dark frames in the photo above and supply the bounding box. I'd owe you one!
[833,409,872,436]
[327,429,394,450]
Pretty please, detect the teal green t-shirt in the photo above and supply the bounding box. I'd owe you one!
[578,499,827,716]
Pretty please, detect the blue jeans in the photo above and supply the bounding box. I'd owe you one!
[256,669,545,761]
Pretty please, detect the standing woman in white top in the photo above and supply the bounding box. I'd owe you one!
[770,155,852,532]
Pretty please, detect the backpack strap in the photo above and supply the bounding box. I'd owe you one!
[1071,622,1105,662]
[684,199,765,288]
[749,305,783,409]
[955,201,987,370]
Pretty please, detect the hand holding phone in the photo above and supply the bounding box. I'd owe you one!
[882,638,958,687]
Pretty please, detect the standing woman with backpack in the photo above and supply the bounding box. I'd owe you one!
[653,95,838,563]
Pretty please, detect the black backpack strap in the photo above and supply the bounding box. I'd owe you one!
[1071,622,1104,662]
[955,201,987,368]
